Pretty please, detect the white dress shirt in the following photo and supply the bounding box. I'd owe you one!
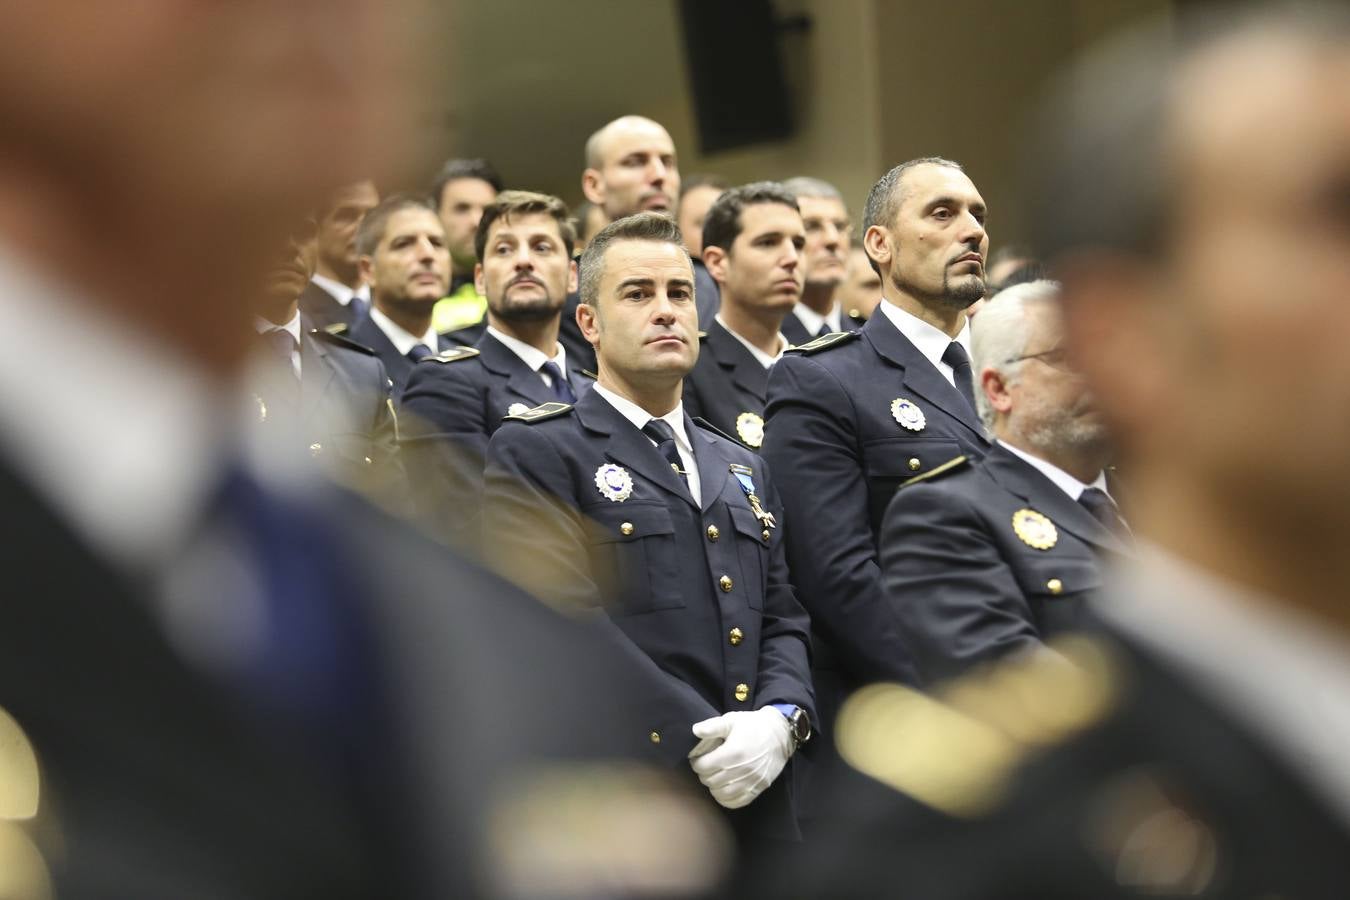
[876,299,972,389]
[790,301,843,338]
[998,439,1109,502]
[369,306,440,356]
[1098,544,1350,830]
[253,311,303,379]
[592,383,701,505]
[310,274,370,308]
[486,325,569,390]
[714,315,787,370]
[0,244,230,572]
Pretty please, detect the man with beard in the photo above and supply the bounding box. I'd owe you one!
[683,182,803,449]
[880,280,1129,685]
[250,223,404,506]
[400,191,595,549]
[346,195,456,395]
[761,159,993,827]
[297,180,379,330]
[777,177,864,345]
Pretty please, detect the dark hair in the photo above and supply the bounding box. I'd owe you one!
[701,181,800,254]
[355,194,438,257]
[474,190,576,263]
[679,173,730,200]
[578,213,689,307]
[429,158,503,210]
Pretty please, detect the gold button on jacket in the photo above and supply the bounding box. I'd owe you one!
[620,522,634,536]
[706,524,720,541]
[728,627,744,646]
[649,731,661,744]
[734,683,750,702]
[719,575,733,592]
[1047,578,1064,595]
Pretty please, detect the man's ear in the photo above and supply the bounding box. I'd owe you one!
[473,262,486,296]
[702,245,728,286]
[357,255,374,284]
[567,259,579,295]
[864,225,891,273]
[576,300,601,347]
[981,366,1012,420]
[581,169,605,206]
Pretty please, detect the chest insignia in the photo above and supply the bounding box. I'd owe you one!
[1012,508,1058,550]
[891,397,926,432]
[735,411,765,448]
[594,464,634,503]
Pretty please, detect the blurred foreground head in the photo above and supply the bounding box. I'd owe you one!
[0,0,431,375]
[1027,4,1350,609]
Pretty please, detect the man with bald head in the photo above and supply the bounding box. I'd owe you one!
[758,7,1350,895]
[582,115,682,221]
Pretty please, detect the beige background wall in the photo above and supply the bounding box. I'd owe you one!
[445,0,1170,246]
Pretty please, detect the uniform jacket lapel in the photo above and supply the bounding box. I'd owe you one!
[687,415,731,513]
[862,312,987,441]
[477,333,558,408]
[574,391,696,507]
[707,322,769,405]
[983,444,1131,555]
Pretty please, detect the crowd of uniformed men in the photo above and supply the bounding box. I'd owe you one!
[5,1,1350,897]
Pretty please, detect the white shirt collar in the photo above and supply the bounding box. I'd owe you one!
[997,439,1107,501]
[310,274,370,307]
[253,311,302,345]
[369,306,439,356]
[790,302,842,339]
[877,299,972,385]
[1097,543,1350,829]
[0,243,231,571]
[714,314,787,370]
[486,325,568,379]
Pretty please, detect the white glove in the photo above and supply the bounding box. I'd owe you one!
[687,707,794,810]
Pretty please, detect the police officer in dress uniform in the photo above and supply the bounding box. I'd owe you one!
[250,227,405,507]
[683,183,803,449]
[762,157,994,724]
[483,213,814,843]
[750,8,1350,897]
[400,191,596,549]
[777,177,866,346]
[881,280,1130,685]
[297,180,379,331]
[344,195,460,396]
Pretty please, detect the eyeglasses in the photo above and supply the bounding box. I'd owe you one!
[1008,346,1071,369]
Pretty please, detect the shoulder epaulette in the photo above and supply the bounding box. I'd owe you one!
[324,322,349,336]
[898,455,969,489]
[786,330,859,355]
[427,346,480,364]
[578,369,598,381]
[691,416,737,444]
[504,401,573,424]
[310,328,375,356]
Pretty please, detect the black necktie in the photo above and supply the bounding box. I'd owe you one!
[642,419,689,493]
[1079,487,1131,540]
[816,323,832,339]
[407,343,433,363]
[942,341,977,417]
[541,360,576,403]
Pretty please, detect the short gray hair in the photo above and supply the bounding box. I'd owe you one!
[578,213,691,308]
[970,280,1060,428]
[780,176,842,203]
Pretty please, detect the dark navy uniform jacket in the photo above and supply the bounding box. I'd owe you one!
[762,309,992,700]
[881,443,1130,685]
[399,331,596,548]
[250,321,405,504]
[779,306,863,347]
[683,319,772,450]
[346,314,458,397]
[482,389,814,836]
[297,280,366,332]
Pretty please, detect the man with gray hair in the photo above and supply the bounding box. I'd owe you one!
[778,176,865,345]
[879,280,1128,685]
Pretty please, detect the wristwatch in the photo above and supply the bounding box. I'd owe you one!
[772,703,812,749]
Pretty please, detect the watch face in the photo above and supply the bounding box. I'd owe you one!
[791,709,811,744]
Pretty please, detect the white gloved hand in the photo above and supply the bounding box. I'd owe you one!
[687,707,794,809]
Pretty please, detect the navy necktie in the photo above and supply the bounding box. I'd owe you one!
[541,360,577,403]
[1079,487,1131,541]
[941,340,977,417]
[350,295,370,321]
[642,419,689,493]
[407,343,433,363]
[816,323,832,339]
